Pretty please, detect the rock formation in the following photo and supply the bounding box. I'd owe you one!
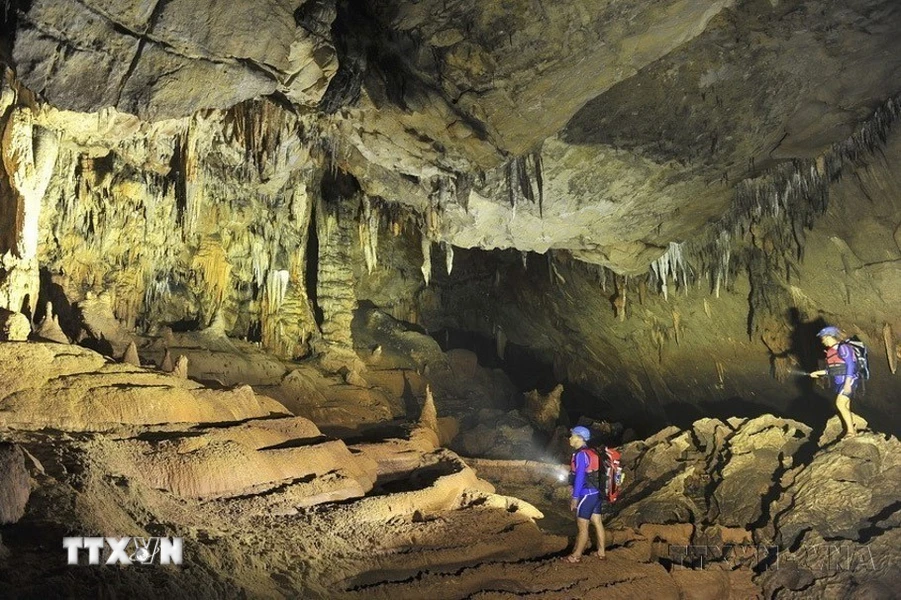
[0,443,30,525]
[0,0,900,597]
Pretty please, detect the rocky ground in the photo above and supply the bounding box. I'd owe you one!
[0,335,898,599]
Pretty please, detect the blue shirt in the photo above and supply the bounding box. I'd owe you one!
[572,449,599,499]
[831,343,857,387]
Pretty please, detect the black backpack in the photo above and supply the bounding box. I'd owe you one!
[843,337,870,380]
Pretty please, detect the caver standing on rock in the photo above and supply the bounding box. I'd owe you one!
[563,426,606,563]
[809,325,860,439]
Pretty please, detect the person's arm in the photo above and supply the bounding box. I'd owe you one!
[809,370,827,378]
[572,451,587,499]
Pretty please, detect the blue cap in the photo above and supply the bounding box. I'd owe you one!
[571,426,591,441]
[817,326,840,338]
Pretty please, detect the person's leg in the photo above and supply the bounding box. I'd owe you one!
[836,393,856,437]
[567,517,590,561]
[590,513,606,558]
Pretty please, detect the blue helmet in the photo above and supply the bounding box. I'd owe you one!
[817,326,840,338]
[571,426,591,441]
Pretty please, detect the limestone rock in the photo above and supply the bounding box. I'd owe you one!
[773,431,901,548]
[76,292,131,354]
[0,443,30,524]
[0,343,290,431]
[0,310,31,341]
[817,414,871,447]
[709,416,812,528]
[115,435,376,500]
[522,383,562,434]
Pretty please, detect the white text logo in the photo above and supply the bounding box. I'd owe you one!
[63,537,183,565]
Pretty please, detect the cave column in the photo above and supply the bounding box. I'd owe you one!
[260,180,320,359]
[312,182,360,367]
[0,104,59,319]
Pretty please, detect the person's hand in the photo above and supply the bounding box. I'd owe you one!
[570,498,577,512]
[809,370,825,379]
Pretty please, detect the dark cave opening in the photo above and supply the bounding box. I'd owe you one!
[431,327,622,434]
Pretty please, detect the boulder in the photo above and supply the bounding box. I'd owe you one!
[0,309,31,341]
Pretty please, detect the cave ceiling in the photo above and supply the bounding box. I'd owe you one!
[5,0,901,273]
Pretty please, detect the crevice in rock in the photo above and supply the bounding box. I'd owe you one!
[852,500,901,544]
[306,200,323,327]
[318,0,368,114]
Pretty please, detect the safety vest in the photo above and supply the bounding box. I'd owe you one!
[570,447,600,474]
[826,343,857,378]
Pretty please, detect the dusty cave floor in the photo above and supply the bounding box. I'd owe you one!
[0,336,899,600]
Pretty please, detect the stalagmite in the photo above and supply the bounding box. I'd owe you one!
[884,323,897,375]
[36,302,69,344]
[420,234,432,286]
[444,242,454,275]
[160,348,174,372]
[173,355,189,379]
[418,384,440,437]
[122,342,140,366]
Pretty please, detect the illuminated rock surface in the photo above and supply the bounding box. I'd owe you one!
[0,0,900,597]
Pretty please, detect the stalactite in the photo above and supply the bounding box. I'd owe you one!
[503,148,545,216]
[613,276,626,321]
[516,155,533,205]
[494,324,507,361]
[650,242,691,300]
[689,94,901,302]
[455,173,472,212]
[884,323,897,375]
[532,149,544,218]
[420,231,432,286]
[505,160,515,207]
[358,196,379,274]
[444,242,453,275]
[521,251,528,270]
[266,270,290,314]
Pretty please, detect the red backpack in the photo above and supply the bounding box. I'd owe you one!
[602,447,624,503]
[572,446,624,503]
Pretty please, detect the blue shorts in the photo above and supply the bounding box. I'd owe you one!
[576,492,603,519]
[833,378,859,398]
